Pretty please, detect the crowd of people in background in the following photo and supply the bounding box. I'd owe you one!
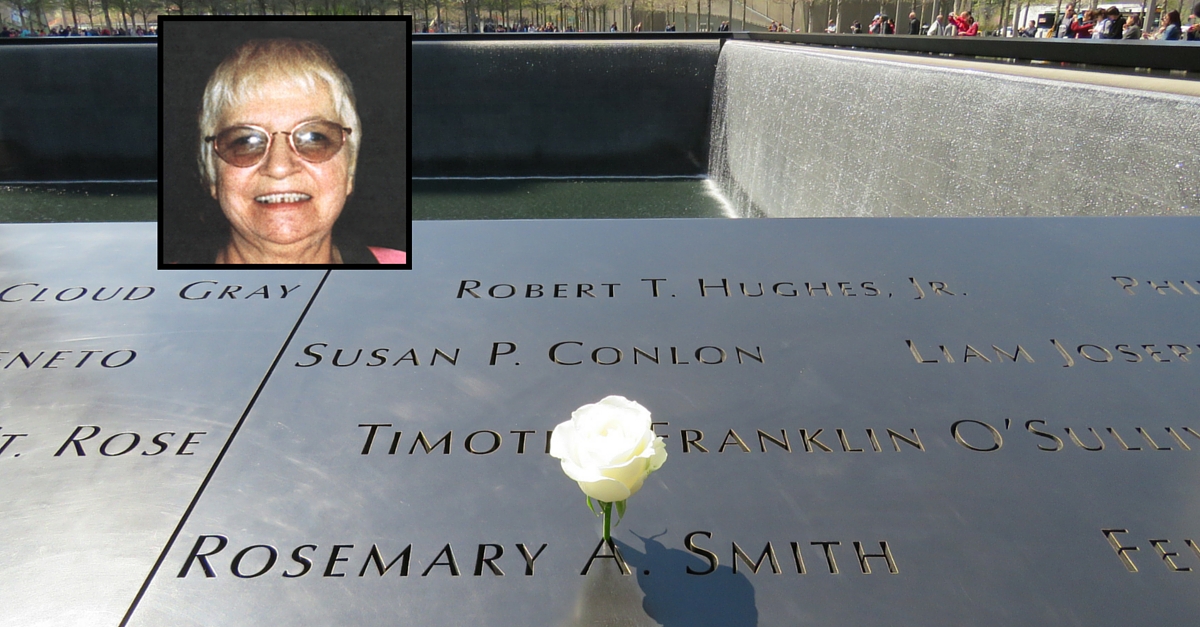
[920,10,979,35]
[1020,1,1198,39]
[833,0,1198,39]
[818,2,1196,39]
[5,3,1186,38]
[421,19,683,31]
[0,25,156,36]
[457,0,1198,38]
[476,21,577,32]
[461,8,1197,37]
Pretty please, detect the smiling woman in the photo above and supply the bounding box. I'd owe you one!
[198,39,402,265]
[160,19,410,268]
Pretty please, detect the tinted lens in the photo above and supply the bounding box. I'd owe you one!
[213,127,269,167]
[210,122,347,167]
[291,121,346,163]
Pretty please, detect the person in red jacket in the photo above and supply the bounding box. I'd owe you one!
[951,11,979,35]
[1069,8,1097,37]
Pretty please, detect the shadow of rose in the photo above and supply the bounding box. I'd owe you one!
[617,531,759,627]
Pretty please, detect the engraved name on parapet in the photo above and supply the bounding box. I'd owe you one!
[172,533,899,579]
[906,340,1198,366]
[0,281,306,302]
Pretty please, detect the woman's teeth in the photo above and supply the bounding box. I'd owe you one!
[255,193,312,204]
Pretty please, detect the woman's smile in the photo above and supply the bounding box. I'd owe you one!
[254,192,313,205]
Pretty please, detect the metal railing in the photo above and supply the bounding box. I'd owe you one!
[735,32,1200,73]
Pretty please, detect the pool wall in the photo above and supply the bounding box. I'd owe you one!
[709,41,1200,217]
[6,38,1198,221]
[0,44,156,182]
[412,40,721,177]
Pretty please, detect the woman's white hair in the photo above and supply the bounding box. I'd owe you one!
[197,38,360,189]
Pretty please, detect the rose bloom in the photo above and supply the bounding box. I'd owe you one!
[550,396,667,503]
[210,81,353,264]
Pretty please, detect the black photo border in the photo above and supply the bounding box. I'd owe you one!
[157,14,412,270]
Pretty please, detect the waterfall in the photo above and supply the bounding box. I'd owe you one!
[708,40,1200,218]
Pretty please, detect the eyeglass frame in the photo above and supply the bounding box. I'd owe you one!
[204,120,353,168]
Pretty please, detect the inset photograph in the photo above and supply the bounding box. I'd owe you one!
[160,16,410,267]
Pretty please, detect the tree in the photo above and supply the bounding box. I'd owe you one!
[793,0,811,30]
[62,0,84,27]
[111,0,130,29]
[82,0,97,26]
[7,0,60,29]
[128,0,159,25]
[9,0,35,29]
[771,0,814,30]
[668,0,687,28]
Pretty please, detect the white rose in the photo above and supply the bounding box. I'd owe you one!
[550,395,667,503]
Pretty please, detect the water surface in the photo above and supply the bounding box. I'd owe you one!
[413,178,732,220]
[0,183,157,223]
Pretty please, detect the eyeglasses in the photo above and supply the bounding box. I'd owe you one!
[205,120,352,168]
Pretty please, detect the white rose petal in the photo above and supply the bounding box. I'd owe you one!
[550,396,667,503]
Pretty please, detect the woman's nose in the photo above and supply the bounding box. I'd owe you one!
[261,132,301,178]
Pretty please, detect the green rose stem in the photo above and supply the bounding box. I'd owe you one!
[601,501,613,542]
[590,499,626,542]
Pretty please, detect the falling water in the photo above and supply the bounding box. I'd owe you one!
[708,41,1200,218]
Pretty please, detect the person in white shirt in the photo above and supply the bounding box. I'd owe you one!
[927,14,944,35]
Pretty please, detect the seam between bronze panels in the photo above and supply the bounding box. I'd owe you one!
[118,269,333,626]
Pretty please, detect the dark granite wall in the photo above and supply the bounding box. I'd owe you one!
[3,40,719,181]
[0,43,157,181]
[411,40,721,177]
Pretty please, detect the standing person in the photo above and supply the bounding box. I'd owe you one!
[948,10,964,33]
[1072,8,1097,37]
[909,12,921,33]
[1104,7,1124,38]
[960,13,978,35]
[1057,4,1076,37]
[1093,7,1114,37]
[927,14,945,34]
[944,15,958,34]
[952,10,978,35]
